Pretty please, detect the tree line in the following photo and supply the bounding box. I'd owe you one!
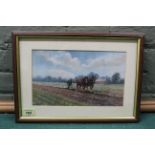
[33,72,124,84]
[33,76,67,83]
[105,72,124,84]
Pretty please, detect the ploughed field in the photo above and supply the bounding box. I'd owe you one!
[33,82,124,106]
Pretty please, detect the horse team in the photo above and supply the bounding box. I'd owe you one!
[67,73,99,90]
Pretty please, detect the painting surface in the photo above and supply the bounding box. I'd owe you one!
[32,50,126,106]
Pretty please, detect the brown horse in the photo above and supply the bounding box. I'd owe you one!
[76,75,97,90]
[76,76,87,89]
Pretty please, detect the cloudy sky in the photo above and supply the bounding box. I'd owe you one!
[32,50,126,79]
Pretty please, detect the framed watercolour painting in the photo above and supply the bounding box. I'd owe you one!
[13,32,144,122]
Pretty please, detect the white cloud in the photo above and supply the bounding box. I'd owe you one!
[38,51,81,71]
[39,51,126,70]
[35,51,126,78]
[34,67,75,79]
[81,53,126,71]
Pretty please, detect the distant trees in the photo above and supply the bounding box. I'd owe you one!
[33,76,67,83]
[105,72,124,84]
[33,72,124,85]
[112,73,121,84]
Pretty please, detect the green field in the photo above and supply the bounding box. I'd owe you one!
[33,86,89,106]
[33,82,124,106]
[93,84,124,97]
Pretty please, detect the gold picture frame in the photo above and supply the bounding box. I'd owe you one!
[13,32,144,122]
[141,99,155,112]
[0,100,14,112]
